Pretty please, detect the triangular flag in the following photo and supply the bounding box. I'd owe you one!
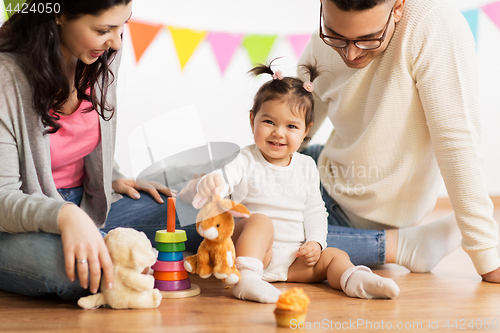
[127,20,163,63]
[482,1,500,31]
[4,0,26,19]
[287,34,311,58]
[207,32,244,75]
[168,27,207,70]
[462,9,479,45]
[242,35,278,65]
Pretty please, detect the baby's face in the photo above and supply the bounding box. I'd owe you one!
[250,100,310,167]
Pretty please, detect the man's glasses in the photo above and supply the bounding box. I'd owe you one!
[319,3,394,50]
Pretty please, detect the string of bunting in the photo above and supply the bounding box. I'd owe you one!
[2,1,500,74]
[126,19,310,74]
[121,2,498,74]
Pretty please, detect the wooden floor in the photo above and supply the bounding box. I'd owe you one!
[1,203,499,333]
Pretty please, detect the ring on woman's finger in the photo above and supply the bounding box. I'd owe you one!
[76,259,88,264]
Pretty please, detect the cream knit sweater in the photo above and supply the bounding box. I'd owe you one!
[299,0,500,275]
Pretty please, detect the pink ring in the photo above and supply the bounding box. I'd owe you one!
[151,259,185,272]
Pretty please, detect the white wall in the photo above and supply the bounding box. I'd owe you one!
[473,2,500,196]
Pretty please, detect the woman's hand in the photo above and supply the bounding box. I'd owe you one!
[58,204,114,294]
[112,178,177,204]
[296,241,322,267]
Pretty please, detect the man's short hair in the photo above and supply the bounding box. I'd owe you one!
[328,0,391,11]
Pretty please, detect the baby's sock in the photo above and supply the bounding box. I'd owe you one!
[232,256,282,303]
[341,266,399,299]
[396,213,462,273]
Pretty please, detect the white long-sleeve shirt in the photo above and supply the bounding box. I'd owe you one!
[214,145,328,250]
[299,0,500,274]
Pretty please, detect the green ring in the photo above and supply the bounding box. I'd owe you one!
[155,230,187,243]
[156,242,186,252]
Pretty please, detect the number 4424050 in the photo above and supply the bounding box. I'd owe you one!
[5,2,61,14]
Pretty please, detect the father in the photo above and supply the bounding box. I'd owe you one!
[299,0,500,282]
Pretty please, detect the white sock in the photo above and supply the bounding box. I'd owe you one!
[232,257,282,303]
[341,266,400,299]
[396,213,462,273]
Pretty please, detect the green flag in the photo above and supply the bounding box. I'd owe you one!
[4,0,28,19]
[242,34,278,65]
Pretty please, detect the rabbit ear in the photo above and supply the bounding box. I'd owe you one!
[227,209,250,218]
[192,194,209,209]
[219,199,250,218]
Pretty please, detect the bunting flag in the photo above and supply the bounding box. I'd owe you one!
[242,35,278,65]
[462,9,479,46]
[123,1,500,74]
[4,0,25,19]
[207,32,244,75]
[482,1,500,30]
[287,34,311,59]
[127,20,163,62]
[168,26,207,69]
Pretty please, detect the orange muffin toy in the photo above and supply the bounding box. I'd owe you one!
[274,288,310,327]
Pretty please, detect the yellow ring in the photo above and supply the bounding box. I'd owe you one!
[155,230,187,243]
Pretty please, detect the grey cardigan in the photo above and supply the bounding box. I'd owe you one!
[0,51,124,234]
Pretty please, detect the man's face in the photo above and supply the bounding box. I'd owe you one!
[321,0,403,69]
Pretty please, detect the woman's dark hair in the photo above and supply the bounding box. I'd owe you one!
[329,0,392,11]
[0,0,131,133]
[248,59,320,139]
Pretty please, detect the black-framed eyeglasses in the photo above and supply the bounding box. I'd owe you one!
[319,3,394,50]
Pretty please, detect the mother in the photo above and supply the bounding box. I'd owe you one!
[0,0,175,300]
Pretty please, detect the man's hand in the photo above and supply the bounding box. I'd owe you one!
[482,266,500,283]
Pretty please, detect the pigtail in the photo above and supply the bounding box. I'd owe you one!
[248,62,275,78]
[248,58,286,81]
[300,61,320,83]
[299,60,320,93]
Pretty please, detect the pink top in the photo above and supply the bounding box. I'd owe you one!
[50,99,101,189]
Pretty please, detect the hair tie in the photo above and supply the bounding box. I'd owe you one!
[303,81,314,92]
[272,70,284,80]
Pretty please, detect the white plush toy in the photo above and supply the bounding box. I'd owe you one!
[78,228,162,309]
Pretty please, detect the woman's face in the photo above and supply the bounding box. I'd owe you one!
[57,2,132,65]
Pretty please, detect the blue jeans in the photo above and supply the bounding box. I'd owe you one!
[300,145,386,266]
[0,187,203,300]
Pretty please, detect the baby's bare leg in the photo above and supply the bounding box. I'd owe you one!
[231,214,281,303]
[287,247,353,290]
[288,248,399,299]
[232,213,274,266]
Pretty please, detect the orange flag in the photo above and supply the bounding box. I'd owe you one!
[127,19,164,63]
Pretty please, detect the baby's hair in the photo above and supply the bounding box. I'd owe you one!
[248,59,320,140]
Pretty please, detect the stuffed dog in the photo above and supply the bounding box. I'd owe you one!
[77,228,162,309]
[184,195,250,285]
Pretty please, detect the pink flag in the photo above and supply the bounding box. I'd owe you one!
[287,34,312,59]
[207,32,244,75]
[483,1,500,30]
